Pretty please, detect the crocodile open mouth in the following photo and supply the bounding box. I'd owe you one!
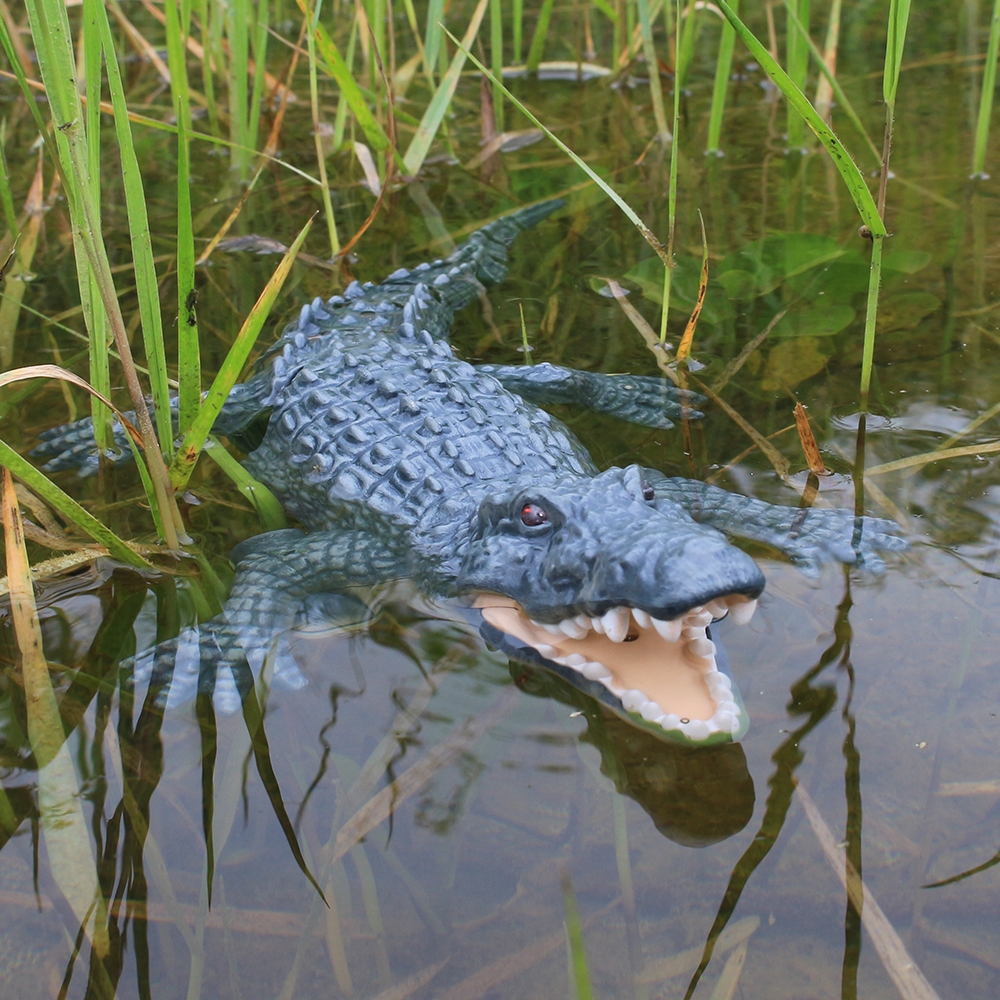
[473,594,757,744]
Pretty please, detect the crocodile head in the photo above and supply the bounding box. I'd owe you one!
[455,466,765,746]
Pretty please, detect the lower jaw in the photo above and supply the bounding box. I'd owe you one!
[474,598,754,747]
[504,630,750,747]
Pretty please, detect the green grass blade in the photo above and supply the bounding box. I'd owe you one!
[403,0,490,177]
[97,1,174,454]
[444,29,672,266]
[513,0,523,63]
[227,0,250,177]
[299,2,391,153]
[782,0,880,165]
[202,437,288,532]
[677,0,702,87]
[247,0,269,156]
[715,0,885,236]
[490,0,504,133]
[169,214,315,490]
[972,0,1000,177]
[164,0,201,439]
[81,0,112,455]
[0,123,17,240]
[526,0,555,74]
[332,15,360,152]
[424,0,446,80]
[859,234,883,406]
[0,440,151,568]
[883,0,912,113]
[561,871,595,1000]
[23,0,183,548]
[706,0,737,154]
[785,0,809,150]
[637,0,669,140]
[305,0,340,257]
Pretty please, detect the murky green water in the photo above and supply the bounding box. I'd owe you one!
[3,9,1000,998]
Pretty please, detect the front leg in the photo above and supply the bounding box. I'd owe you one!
[643,470,908,575]
[478,362,704,429]
[32,370,277,477]
[127,528,408,712]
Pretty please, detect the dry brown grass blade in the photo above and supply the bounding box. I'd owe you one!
[0,150,47,368]
[638,915,760,983]
[0,886,342,938]
[937,779,1000,796]
[364,958,449,1000]
[438,899,619,1000]
[795,781,943,1000]
[603,278,679,385]
[676,212,709,363]
[865,440,1000,477]
[693,378,791,477]
[709,308,787,394]
[106,0,171,84]
[2,469,109,956]
[261,17,307,159]
[330,687,519,865]
[706,424,797,486]
[793,402,829,475]
[897,397,1000,479]
[335,11,397,261]
[0,240,16,282]
[708,937,749,1000]
[196,165,266,266]
[0,364,142,446]
[0,0,34,77]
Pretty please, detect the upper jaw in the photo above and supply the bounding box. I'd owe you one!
[473,593,759,746]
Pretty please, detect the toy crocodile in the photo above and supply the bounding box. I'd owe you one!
[34,201,906,746]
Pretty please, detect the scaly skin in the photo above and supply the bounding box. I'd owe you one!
[32,201,907,744]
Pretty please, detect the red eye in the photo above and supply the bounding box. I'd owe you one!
[521,503,548,526]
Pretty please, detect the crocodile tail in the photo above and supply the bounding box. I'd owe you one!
[494,198,567,238]
[436,198,565,299]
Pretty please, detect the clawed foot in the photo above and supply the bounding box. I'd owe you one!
[784,511,909,576]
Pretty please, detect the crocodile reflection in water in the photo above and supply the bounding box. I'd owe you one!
[33,201,907,746]
[509,658,755,846]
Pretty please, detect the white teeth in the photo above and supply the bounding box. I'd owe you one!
[558,618,590,640]
[601,607,631,643]
[685,610,713,627]
[534,644,558,658]
[705,599,729,619]
[715,712,739,733]
[706,673,733,695]
[681,625,705,640]
[563,653,588,667]
[581,661,612,681]
[653,617,683,642]
[687,637,716,659]
[590,615,605,635]
[640,701,664,722]
[632,608,651,629]
[531,620,565,636]
[728,598,758,625]
[621,689,646,712]
[683,720,711,741]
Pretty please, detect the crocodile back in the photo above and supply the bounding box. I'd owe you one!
[246,327,597,533]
